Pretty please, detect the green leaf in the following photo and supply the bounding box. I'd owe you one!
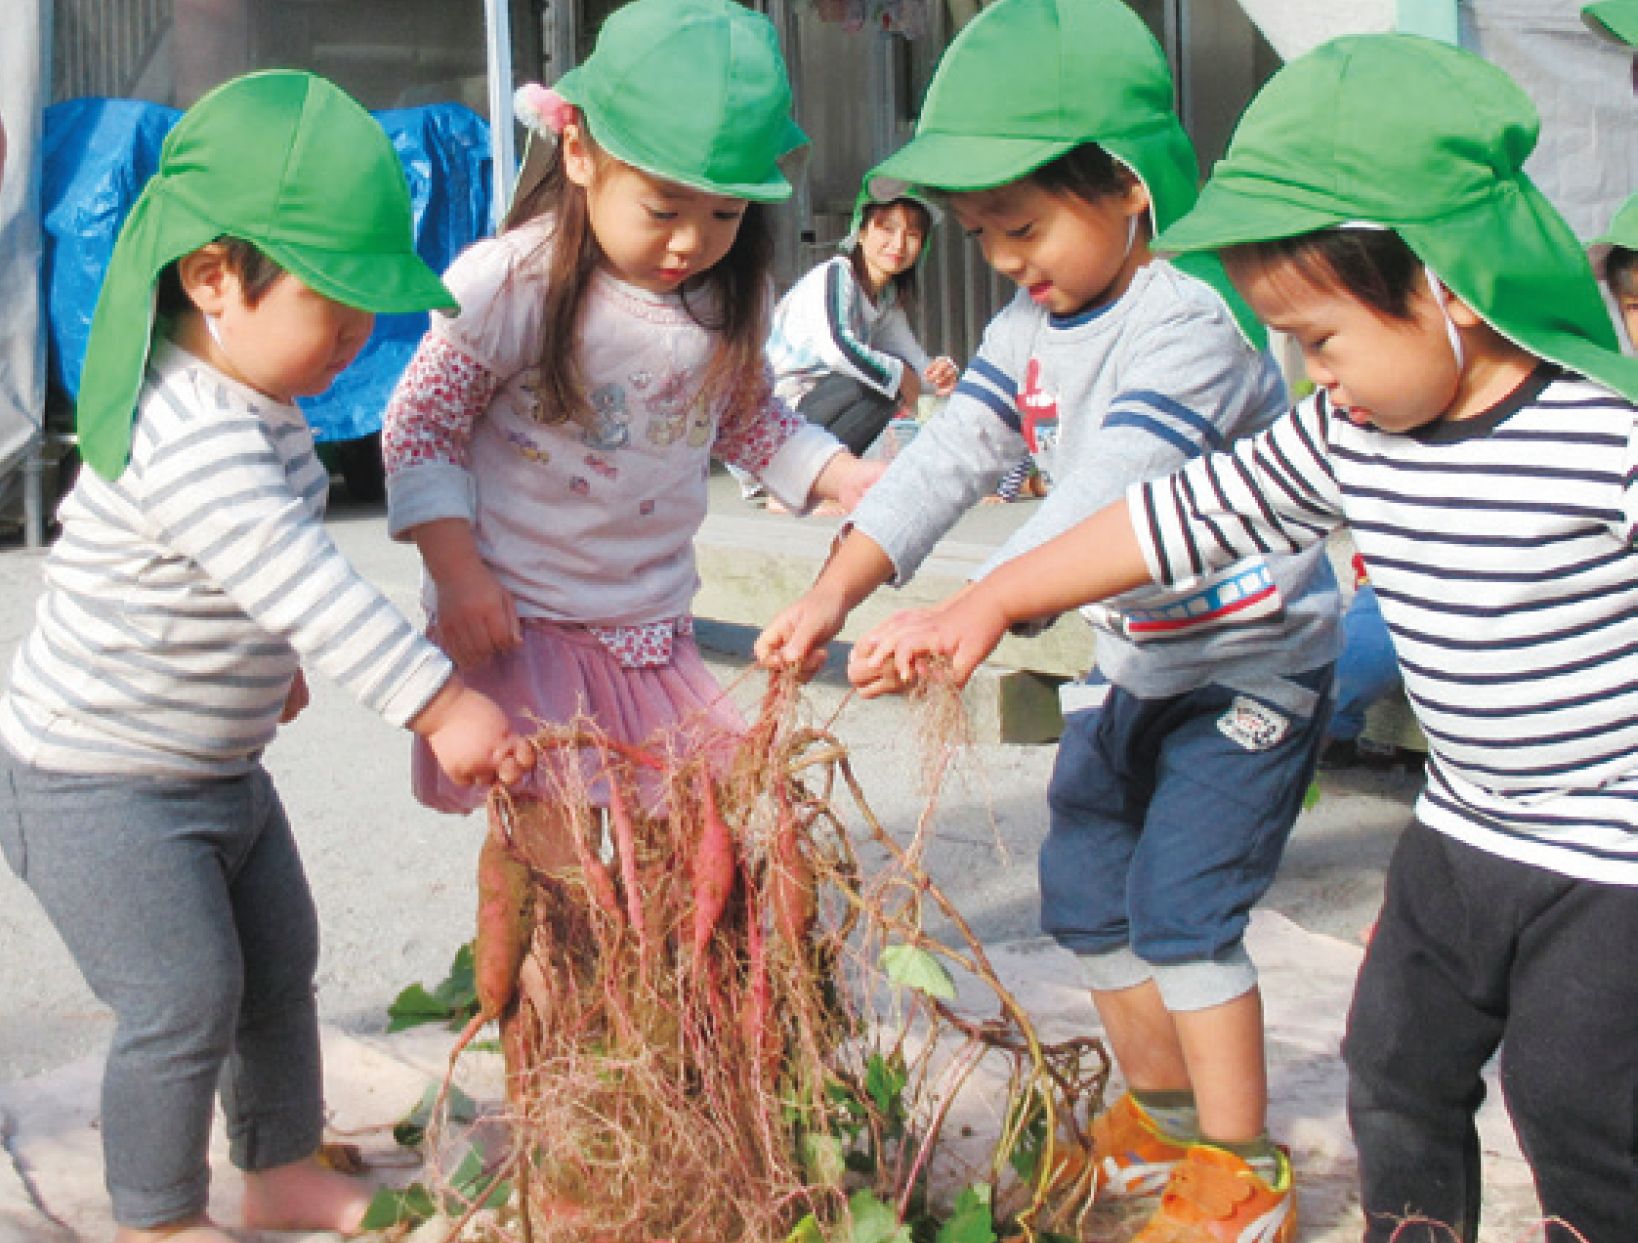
[865,1052,908,1116]
[360,1181,438,1231]
[935,1185,995,1243]
[1302,778,1323,810]
[387,942,481,1033]
[849,1189,914,1243]
[392,1082,480,1149]
[881,944,956,1001]
[786,1212,826,1243]
[1007,1106,1048,1182]
[444,1146,511,1212]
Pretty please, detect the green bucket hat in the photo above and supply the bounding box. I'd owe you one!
[1590,194,1638,279]
[77,69,456,480]
[1584,0,1638,45]
[1154,34,1638,403]
[867,0,1263,346]
[554,0,807,203]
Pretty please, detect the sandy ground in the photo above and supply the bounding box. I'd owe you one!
[0,494,1547,1241]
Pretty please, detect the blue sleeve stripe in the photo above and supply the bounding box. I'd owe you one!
[1118,389,1224,450]
[968,356,1014,393]
[956,377,1020,430]
[1104,411,1203,459]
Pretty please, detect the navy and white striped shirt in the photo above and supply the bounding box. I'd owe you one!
[0,341,453,778]
[1136,365,1638,883]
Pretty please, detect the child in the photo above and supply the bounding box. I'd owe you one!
[0,71,529,1243]
[381,0,877,826]
[1590,194,1638,348]
[853,34,1638,1243]
[766,182,959,457]
[757,0,1339,1237]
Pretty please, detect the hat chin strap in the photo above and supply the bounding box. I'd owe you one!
[1423,265,1466,374]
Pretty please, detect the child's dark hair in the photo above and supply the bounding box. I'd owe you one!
[1220,228,1424,322]
[155,238,284,316]
[1030,142,1141,209]
[848,198,931,314]
[1607,246,1638,301]
[503,125,773,431]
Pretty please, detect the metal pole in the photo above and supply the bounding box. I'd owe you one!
[484,0,517,230]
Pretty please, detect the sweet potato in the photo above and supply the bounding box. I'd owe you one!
[475,828,535,1020]
[691,772,737,955]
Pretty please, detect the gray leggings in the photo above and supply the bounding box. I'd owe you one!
[0,748,323,1227]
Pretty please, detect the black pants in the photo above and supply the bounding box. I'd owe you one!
[1343,821,1638,1243]
[798,373,899,456]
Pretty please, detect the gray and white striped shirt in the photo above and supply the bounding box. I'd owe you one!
[0,341,452,778]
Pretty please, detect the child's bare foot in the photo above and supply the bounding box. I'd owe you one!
[115,1218,236,1243]
[241,1155,372,1235]
[814,499,848,517]
[766,498,792,514]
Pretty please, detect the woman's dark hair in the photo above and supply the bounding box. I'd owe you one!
[1607,247,1638,301]
[1221,228,1424,322]
[848,197,932,314]
[155,237,284,316]
[503,124,774,431]
[1029,142,1141,206]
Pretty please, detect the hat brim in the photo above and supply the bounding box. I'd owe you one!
[868,132,1076,197]
[1151,178,1348,257]
[1583,2,1638,46]
[268,242,457,315]
[574,100,801,203]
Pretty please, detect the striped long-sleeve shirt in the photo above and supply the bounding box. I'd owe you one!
[1135,365,1638,884]
[0,341,453,779]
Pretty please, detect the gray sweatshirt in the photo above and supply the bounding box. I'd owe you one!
[848,260,1340,704]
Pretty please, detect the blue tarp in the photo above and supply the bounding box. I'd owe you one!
[41,97,493,444]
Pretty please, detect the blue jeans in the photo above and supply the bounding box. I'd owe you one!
[1041,666,1332,963]
[1331,585,1400,742]
[0,749,323,1227]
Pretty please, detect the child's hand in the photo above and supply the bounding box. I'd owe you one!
[411,678,533,787]
[431,561,521,670]
[850,592,1011,696]
[755,588,851,681]
[279,668,310,724]
[924,355,959,398]
[809,452,887,514]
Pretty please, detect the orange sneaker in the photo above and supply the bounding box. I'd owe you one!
[1132,1144,1296,1243]
[1048,1093,1191,1205]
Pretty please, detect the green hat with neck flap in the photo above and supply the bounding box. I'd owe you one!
[553,0,807,203]
[76,69,457,480]
[866,0,1265,347]
[1154,34,1638,403]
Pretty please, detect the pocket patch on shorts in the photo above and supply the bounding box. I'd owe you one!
[1217,696,1290,751]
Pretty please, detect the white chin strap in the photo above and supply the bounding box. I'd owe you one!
[1423,266,1466,373]
[204,312,227,352]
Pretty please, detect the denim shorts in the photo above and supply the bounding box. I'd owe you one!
[1041,665,1333,964]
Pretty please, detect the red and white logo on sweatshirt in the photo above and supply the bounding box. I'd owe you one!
[1018,357,1059,457]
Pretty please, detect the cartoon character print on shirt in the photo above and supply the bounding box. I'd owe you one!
[503,428,551,465]
[1018,357,1060,465]
[582,383,632,451]
[644,370,694,446]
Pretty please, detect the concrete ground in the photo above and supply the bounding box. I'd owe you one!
[0,474,1541,1241]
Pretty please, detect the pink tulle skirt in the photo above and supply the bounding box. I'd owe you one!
[412,618,745,814]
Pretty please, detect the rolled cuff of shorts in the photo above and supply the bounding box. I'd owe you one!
[1076,945,1155,993]
[1151,944,1257,1012]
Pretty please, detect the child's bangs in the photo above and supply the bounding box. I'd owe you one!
[1222,230,1422,322]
